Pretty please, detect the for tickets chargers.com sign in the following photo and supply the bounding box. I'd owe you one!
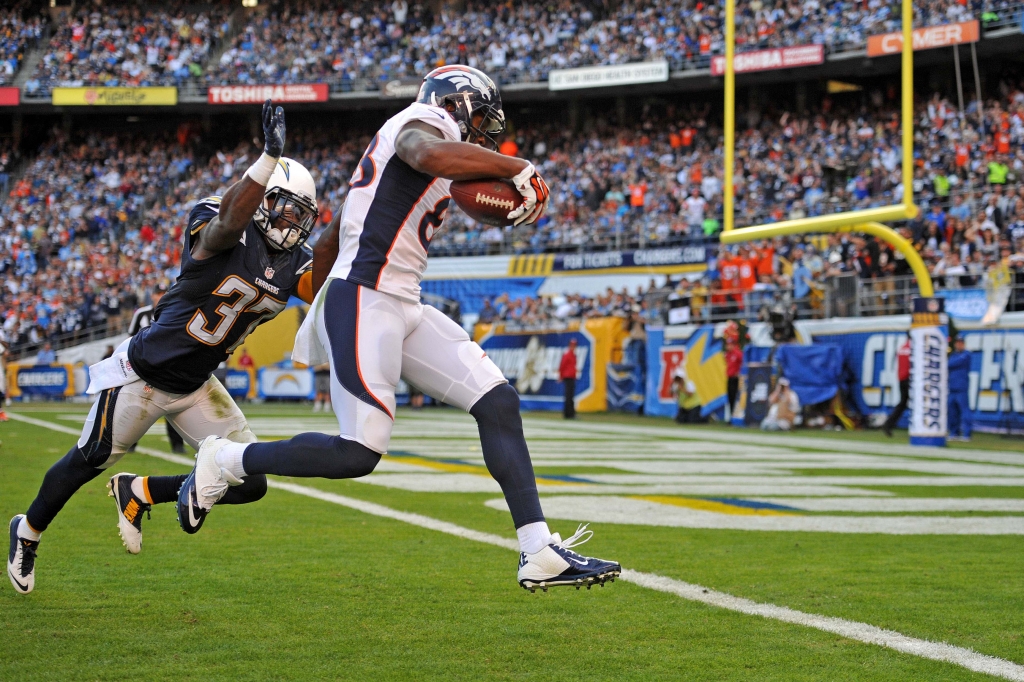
[473,318,623,412]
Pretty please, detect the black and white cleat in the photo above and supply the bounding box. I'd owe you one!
[517,524,621,593]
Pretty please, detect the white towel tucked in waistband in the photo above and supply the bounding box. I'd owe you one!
[86,352,139,394]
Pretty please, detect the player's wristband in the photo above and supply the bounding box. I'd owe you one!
[244,152,278,186]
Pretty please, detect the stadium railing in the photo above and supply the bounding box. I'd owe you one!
[6,316,132,364]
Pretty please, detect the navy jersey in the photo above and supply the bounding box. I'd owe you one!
[128,196,314,394]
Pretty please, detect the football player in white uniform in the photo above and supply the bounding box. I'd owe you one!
[179,66,620,592]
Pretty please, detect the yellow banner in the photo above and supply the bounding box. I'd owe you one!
[52,87,178,106]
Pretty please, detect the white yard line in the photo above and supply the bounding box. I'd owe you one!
[8,411,1024,681]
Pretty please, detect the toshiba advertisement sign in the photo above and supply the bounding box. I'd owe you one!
[208,84,329,104]
[866,20,979,57]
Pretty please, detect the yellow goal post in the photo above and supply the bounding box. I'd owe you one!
[718,0,933,296]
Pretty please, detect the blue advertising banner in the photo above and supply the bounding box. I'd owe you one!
[476,327,594,412]
[554,245,708,273]
[224,369,253,399]
[474,317,621,412]
[13,365,73,397]
[644,325,728,419]
[775,344,845,407]
[799,315,1024,435]
[936,288,988,321]
[607,363,644,412]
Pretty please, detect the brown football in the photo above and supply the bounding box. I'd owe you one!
[449,178,523,227]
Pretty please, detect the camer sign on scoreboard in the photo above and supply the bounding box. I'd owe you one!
[866,20,979,57]
[208,84,329,104]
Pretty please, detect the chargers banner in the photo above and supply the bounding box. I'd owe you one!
[645,325,728,418]
[258,367,314,399]
[607,363,644,412]
[797,314,1024,435]
[474,318,622,412]
[225,368,257,400]
[909,298,948,446]
[6,364,76,398]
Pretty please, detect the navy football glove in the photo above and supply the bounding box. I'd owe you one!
[262,99,286,158]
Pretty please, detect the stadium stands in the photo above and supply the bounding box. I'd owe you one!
[20,0,1009,96]
[26,2,229,96]
[2,0,1024,354]
[0,3,45,86]
[4,78,1024,355]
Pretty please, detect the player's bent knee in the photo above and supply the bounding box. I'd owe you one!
[470,383,520,425]
[329,436,380,479]
[226,426,258,444]
[223,474,268,504]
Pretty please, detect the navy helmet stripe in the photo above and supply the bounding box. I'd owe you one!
[347,156,433,288]
[322,279,392,418]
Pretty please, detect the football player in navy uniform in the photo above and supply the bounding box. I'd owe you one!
[8,100,338,594]
[180,67,620,592]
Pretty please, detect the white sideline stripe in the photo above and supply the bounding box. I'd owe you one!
[9,412,1024,681]
[624,570,1024,681]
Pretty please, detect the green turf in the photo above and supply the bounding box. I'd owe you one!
[1,405,1021,680]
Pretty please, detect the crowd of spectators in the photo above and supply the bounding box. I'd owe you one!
[433,79,1024,261]
[22,0,1013,96]
[0,121,360,357]
[26,1,230,96]
[0,3,45,86]
[6,73,1024,354]
[208,0,987,89]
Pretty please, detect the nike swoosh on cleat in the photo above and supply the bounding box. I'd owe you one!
[187,498,202,528]
[8,568,29,592]
[566,557,590,567]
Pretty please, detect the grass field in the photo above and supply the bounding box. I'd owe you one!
[3,403,1024,680]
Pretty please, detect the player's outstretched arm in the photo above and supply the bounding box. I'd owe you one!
[311,201,342,298]
[193,100,286,259]
[395,122,528,180]
[395,121,549,226]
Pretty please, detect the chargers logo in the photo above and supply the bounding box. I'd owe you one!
[273,373,300,389]
[656,327,728,412]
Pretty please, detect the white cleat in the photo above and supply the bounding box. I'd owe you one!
[193,436,242,511]
[517,524,621,593]
[177,436,243,535]
[8,515,39,594]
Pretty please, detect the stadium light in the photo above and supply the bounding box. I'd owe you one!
[719,0,931,295]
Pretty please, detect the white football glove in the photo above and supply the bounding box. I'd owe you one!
[507,163,551,227]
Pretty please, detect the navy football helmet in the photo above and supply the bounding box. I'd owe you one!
[417,65,506,150]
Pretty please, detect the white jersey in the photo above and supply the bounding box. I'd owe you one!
[330,102,460,303]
